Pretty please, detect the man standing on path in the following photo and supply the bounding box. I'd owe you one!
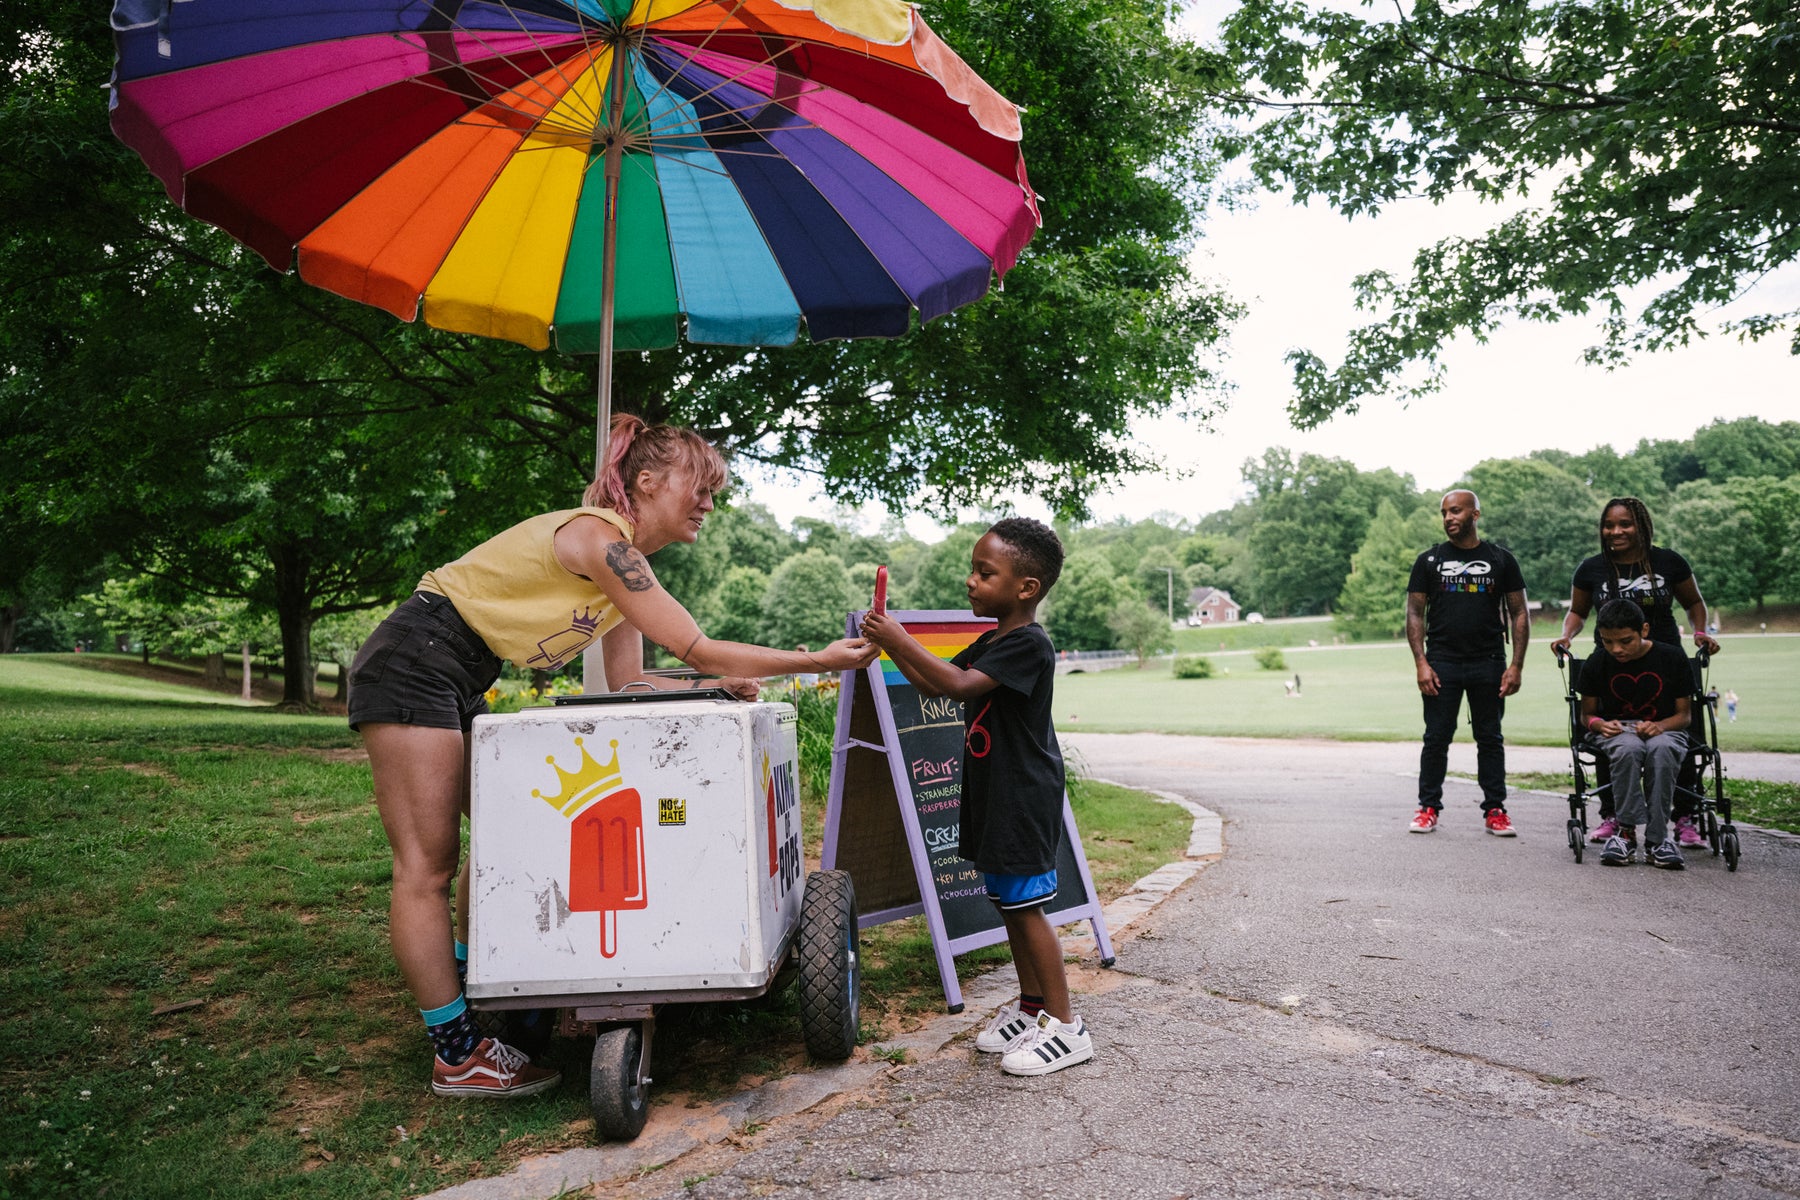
[1406,490,1529,836]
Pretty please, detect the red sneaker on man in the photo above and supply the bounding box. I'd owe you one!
[1409,807,1439,833]
[1484,809,1517,837]
[432,1038,561,1098]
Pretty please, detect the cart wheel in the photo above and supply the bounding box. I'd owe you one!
[1566,819,1584,863]
[590,1024,650,1141]
[798,869,860,1061]
[1722,827,1740,873]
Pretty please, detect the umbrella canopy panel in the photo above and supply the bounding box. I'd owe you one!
[110,0,1040,353]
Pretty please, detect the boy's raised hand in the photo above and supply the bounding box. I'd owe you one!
[859,609,903,650]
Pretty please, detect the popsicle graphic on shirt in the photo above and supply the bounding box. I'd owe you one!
[534,737,647,958]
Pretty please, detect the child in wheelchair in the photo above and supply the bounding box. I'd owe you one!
[1577,599,1693,870]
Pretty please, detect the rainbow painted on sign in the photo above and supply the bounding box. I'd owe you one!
[878,619,996,687]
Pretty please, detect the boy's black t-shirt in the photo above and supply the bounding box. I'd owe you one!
[1406,540,1526,662]
[1570,546,1694,648]
[949,623,1066,875]
[1577,640,1692,723]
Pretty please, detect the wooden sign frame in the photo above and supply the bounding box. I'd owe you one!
[821,609,1113,1012]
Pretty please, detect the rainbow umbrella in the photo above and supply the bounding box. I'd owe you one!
[108,0,1039,463]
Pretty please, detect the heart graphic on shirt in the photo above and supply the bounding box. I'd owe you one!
[1608,671,1663,718]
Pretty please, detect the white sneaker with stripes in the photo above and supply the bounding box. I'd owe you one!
[975,1000,1037,1053]
[1000,1013,1093,1077]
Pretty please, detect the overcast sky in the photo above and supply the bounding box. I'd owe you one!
[737,8,1798,537]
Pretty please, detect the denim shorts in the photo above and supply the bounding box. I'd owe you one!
[985,869,1058,911]
[346,592,503,732]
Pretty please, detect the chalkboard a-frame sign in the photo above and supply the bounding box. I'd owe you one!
[822,610,1114,1012]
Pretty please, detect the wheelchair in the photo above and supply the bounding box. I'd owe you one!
[1553,647,1740,870]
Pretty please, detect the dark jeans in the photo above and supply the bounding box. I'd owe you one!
[1418,656,1507,811]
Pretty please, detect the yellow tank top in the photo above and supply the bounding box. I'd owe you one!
[417,507,636,671]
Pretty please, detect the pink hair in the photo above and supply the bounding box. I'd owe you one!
[583,414,728,523]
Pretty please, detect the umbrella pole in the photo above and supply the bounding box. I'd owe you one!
[585,32,632,696]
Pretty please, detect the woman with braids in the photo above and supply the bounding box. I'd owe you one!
[1550,496,1720,848]
[346,414,878,1099]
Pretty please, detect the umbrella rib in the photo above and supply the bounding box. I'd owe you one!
[467,3,608,132]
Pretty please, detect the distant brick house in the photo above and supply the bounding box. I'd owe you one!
[1186,586,1240,625]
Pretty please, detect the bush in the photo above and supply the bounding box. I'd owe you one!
[1172,655,1216,679]
[1254,647,1288,671]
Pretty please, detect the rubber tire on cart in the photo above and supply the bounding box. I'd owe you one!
[798,869,860,1061]
[1566,817,1584,863]
[1722,827,1741,873]
[590,1023,650,1141]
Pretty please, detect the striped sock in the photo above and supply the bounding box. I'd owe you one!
[422,995,481,1066]
[1019,993,1045,1019]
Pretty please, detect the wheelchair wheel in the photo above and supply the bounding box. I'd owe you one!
[1566,818,1584,863]
[1705,809,1721,856]
[1722,826,1741,873]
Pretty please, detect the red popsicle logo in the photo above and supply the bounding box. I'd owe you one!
[534,737,647,958]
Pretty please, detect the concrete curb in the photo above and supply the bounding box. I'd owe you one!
[420,786,1224,1200]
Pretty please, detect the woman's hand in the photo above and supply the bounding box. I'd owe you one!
[1694,631,1721,655]
[1549,635,1573,659]
[812,637,879,671]
[718,676,761,702]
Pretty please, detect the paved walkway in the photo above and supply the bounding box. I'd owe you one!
[436,735,1800,1200]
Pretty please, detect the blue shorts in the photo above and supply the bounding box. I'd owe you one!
[985,869,1058,911]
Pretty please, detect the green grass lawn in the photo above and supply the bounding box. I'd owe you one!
[0,657,1189,1199]
[1055,633,1800,753]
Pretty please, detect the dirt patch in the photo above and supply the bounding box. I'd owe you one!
[300,746,370,766]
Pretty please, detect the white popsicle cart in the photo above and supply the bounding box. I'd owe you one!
[467,690,860,1139]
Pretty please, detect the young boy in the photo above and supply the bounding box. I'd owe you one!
[859,518,1092,1077]
[1578,599,1693,870]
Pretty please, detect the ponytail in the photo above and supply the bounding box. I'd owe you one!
[583,413,728,524]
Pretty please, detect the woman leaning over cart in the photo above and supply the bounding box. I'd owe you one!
[347,414,878,1098]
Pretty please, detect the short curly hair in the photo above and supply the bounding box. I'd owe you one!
[1596,598,1648,631]
[987,517,1064,596]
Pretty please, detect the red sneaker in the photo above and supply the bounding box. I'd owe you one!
[1409,807,1439,833]
[1484,809,1517,837]
[431,1038,561,1099]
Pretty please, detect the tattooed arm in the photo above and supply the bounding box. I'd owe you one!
[554,513,877,681]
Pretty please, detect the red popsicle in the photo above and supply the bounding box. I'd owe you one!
[873,565,888,615]
[569,788,648,958]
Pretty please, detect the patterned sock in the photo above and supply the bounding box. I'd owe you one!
[454,940,468,989]
[1019,993,1045,1019]
[423,995,482,1066]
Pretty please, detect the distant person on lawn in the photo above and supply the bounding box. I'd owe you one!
[347,415,876,1099]
[1579,599,1693,870]
[860,518,1093,1078]
[1406,490,1529,836]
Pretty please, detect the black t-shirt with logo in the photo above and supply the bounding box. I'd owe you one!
[949,623,1066,875]
[1577,640,1691,723]
[1407,540,1526,662]
[1570,546,1694,648]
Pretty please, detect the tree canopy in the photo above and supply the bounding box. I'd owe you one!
[1214,0,1800,426]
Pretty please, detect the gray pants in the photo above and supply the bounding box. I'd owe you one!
[1596,729,1687,845]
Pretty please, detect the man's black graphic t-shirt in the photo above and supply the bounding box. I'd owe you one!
[949,623,1066,875]
[1571,546,1694,648]
[1407,540,1526,662]
[1578,640,1691,723]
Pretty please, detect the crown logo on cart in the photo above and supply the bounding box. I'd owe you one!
[569,606,601,635]
[533,736,625,818]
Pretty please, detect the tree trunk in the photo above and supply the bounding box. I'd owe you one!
[241,642,253,702]
[334,660,348,700]
[271,543,318,708]
[0,599,21,654]
[203,652,226,687]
